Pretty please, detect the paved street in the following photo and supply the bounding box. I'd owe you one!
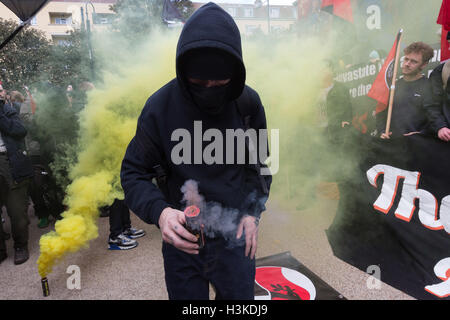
[0,183,414,300]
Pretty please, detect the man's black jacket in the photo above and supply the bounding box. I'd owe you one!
[0,101,33,183]
[120,2,272,228]
[376,77,434,137]
[326,81,352,143]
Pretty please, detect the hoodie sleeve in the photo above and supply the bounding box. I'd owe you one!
[120,106,170,228]
[0,102,27,139]
[241,89,272,218]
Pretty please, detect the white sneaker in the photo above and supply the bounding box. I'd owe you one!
[108,234,138,250]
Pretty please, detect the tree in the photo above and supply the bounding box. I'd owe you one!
[0,18,92,92]
[0,18,51,90]
[172,0,194,21]
[45,30,92,89]
[109,0,164,38]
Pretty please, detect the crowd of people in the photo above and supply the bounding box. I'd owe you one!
[0,80,146,266]
[1,3,449,302]
[0,81,74,265]
[319,41,450,147]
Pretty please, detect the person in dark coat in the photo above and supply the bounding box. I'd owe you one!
[0,83,34,265]
[428,60,450,142]
[320,60,353,146]
[121,2,272,300]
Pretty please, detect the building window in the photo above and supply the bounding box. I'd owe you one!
[270,8,280,18]
[19,16,37,25]
[52,35,71,46]
[244,8,254,18]
[55,18,67,24]
[50,13,72,25]
[227,7,237,17]
[93,13,113,25]
[245,25,259,35]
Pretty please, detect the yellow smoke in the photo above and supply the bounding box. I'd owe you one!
[244,36,333,206]
[37,29,334,277]
[37,31,178,278]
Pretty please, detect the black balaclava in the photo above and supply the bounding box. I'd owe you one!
[183,48,235,115]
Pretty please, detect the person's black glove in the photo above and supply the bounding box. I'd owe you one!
[0,99,4,115]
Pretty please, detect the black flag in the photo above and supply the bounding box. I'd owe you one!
[0,0,49,50]
[161,0,185,24]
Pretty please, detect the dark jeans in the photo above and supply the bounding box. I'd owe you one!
[162,237,256,300]
[29,156,63,220]
[109,199,131,238]
[0,207,6,255]
[0,176,30,250]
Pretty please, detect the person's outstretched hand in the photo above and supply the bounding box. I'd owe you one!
[236,215,259,260]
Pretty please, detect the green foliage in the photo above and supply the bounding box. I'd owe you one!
[109,0,164,37]
[0,19,91,92]
[0,18,51,90]
[45,30,92,89]
[32,85,80,189]
[172,0,194,21]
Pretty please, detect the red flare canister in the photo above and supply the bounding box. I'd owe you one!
[183,205,205,249]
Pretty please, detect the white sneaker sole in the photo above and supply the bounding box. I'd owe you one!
[108,242,138,250]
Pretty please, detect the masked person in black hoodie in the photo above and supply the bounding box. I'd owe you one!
[121,3,272,300]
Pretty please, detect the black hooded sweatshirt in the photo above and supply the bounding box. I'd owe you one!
[121,3,272,228]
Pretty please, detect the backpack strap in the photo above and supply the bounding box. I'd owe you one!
[235,88,269,195]
[135,125,170,198]
[236,88,253,130]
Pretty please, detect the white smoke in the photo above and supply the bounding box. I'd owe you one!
[180,179,262,247]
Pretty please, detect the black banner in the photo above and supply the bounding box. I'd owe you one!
[327,134,450,300]
[254,252,345,300]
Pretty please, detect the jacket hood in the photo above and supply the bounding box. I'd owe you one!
[176,2,246,101]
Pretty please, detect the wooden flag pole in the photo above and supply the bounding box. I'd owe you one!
[385,29,403,137]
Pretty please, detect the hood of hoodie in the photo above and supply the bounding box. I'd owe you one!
[176,2,246,102]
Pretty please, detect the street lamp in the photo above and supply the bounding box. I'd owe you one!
[254,0,270,34]
[84,1,96,80]
[85,0,96,34]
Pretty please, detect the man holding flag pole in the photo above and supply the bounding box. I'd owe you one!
[368,30,436,139]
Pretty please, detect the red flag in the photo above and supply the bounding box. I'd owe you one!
[367,30,402,113]
[441,27,450,61]
[437,0,450,61]
[321,0,353,23]
[437,0,450,30]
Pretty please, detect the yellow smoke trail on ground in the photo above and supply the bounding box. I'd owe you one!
[37,31,178,278]
[37,30,333,277]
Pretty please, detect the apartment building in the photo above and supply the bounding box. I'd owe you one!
[192,0,298,35]
[0,0,299,42]
[0,0,116,44]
